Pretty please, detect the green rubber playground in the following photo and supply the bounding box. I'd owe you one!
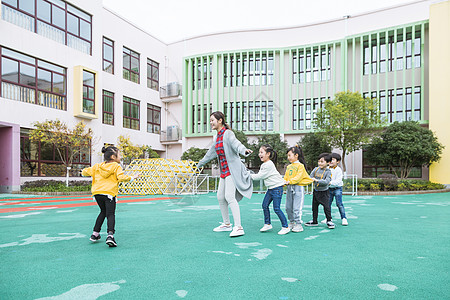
[0,192,449,299]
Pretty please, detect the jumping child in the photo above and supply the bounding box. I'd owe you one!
[284,145,313,233]
[251,144,290,235]
[82,146,139,247]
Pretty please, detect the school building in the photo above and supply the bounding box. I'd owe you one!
[0,0,449,192]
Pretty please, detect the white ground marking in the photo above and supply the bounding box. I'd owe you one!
[319,229,330,233]
[344,200,368,204]
[251,209,261,211]
[29,207,58,210]
[251,248,272,260]
[394,202,449,206]
[347,215,358,219]
[377,283,398,291]
[56,209,78,213]
[304,235,319,240]
[175,290,188,298]
[0,212,42,218]
[0,233,86,248]
[126,202,156,205]
[417,256,426,259]
[212,251,233,255]
[276,244,288,248]
[35,280,126,299]
[234,242,262,249]
[234,254,240,256]
[167,205,220,212]
[359,203,375,206]
[420,216,428,218]
[281,278,298,282]
[417,205,425,207]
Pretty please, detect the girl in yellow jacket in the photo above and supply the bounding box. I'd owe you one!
[82,146,139,247]
[283,145,313,233]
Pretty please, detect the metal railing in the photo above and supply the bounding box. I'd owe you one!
[197,174,358,196]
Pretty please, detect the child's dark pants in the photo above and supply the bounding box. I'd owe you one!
[312,190,332,223]
[93,194,116,234]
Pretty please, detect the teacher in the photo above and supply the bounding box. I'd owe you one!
[197,111,253,237]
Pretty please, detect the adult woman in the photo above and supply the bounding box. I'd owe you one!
[197,111,253,237]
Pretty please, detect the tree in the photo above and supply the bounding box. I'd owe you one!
[298,132,332,172]
[29,120,93,186]
[365,121,444,179]
[181,147,215,168]
[314,91,385,173]
[249,133,289,169]
[232,129,252,165]
[116,135,159,165]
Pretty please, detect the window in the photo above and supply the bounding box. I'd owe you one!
[192,57,212,89]
[0,47,66,110]
[1,0,92,54]
[123,96,140,130]
[224,100,273,132]
[102,90,114,125]
[103,37,114,74]
[224,53,273,87]
[82,70,95,114]
[147,58,159,90]
[20,128,90,177]
[123,47,139,83]
[147,104,161,134]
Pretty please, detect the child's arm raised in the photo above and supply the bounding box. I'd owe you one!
[81,166,94,177]
[115,165,133,182]
[251,163,270,181]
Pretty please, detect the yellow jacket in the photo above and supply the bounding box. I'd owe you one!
[284,162,314,186]
[82,162,132,197]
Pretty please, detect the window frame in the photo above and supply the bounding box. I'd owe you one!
[123,47,140,84]
[123,96,140,130]
[102,37,114,74]
[102,90,114,125]
[147,103,161,134]
[146,58,159,91]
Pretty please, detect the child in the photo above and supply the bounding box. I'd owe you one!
[328,153,348,226]
[305,153,335,229]
[82,146,139,247]
[284,145,313,233]
[251,144,290,235]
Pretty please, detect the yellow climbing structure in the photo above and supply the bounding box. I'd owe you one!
[119,158,205,195]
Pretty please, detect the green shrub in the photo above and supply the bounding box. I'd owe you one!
[21,180,91,192]
[356,178,445,192]
[370,183,381,191]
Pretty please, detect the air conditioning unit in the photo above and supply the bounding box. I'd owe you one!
[166,125,179,141]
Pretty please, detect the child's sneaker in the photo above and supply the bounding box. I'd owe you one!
[229,226,245,237]
[342,218,348,226]
[89,234,101,242]
[106,235,117,247]
[288,222,295,229]
[304,220,319,227]
[326,221,336,229]
[320,218,328,224]
[292,223,304,232]
[260,224,273,232]
[213,223,233,232]
[278,227,290,235]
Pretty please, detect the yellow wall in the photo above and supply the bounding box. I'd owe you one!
[429,1,450,184]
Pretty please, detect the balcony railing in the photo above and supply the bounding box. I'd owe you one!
[160,82,182,99]
[160,126,182,142]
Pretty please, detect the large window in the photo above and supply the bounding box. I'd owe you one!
[1,0,92,54]
[103,37,114,74]
[223,100,273,132]
[123,47,139,83]
[224,53,273,87]
[293,48,330,83]
[1,47,66,110]
[192,57,212,90]
[102,90,114,125]
[147,58,159,90]
[292,98,325,130]
[82,70,95,114]
[364,87,421,123]
[123,96,140,130]
[20,129,90,177]
[363,29,421,75]
[147,104,161,133]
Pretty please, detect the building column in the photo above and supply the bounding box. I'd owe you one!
[429,1,450,184]
[0,122,21,192]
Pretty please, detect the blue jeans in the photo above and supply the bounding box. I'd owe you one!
[329,187,346,219]
[262,186,288,228]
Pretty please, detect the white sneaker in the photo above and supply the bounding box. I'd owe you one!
[288,222,295,229]
[278,227,290,235]
[292,223,304,232]
[342,218,348,226]
[320,218,328,224]
[260,224,273,232]
[229,226,245,237]
[326,221,336,229]
[213,223,232,232]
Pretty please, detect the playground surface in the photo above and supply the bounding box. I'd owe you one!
[0,192,449,299]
